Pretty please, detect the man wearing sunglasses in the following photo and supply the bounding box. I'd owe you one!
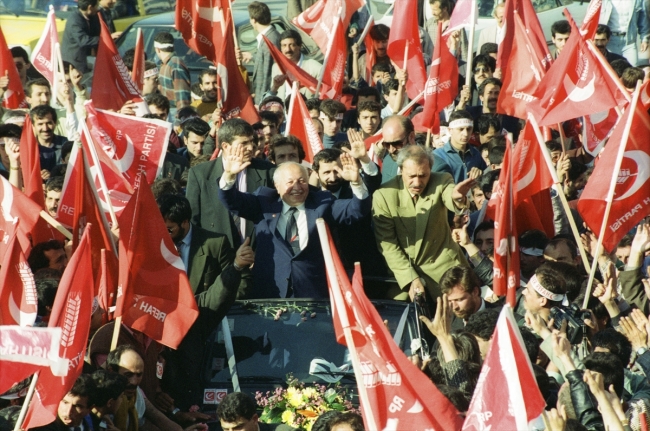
[375,115,416,184]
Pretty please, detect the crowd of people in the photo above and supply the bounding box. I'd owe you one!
[1,0,650,430]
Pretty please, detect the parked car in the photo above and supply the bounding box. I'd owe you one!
[200,298,425,422]
[115,11,324,85]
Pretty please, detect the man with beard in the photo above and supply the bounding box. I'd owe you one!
[191,70,220,121]
[267,30,322,100]
[45,176,64,218]
[466,78,520,139]
[433,110,486,184]
[30,105,68,177]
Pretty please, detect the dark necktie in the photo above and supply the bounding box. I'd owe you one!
[285,207,300,256]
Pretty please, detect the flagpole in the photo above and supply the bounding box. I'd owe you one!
[585,39,632,104]
[464,0,477,90]
[316,219,379,431]
[425,128,432,147]
[14,372,39,431]
[39,210,73,240]
[557,123,566,154]
[528,113,593,275]
[284,82,299,137]
[582,82,641,309]
[316,8,343,97]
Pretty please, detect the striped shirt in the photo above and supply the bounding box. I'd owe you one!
[158,55,191,109]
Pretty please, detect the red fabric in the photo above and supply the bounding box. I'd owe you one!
[22,227,95,430]
[320,17,347,100]
[363,20,376,83]
[30,8,59,86]
[580,0,602,39]
[322,224,463,430]
[19,115,44,208]
[520,190,555,239]
[0,224,37,326]
[216,14,259,124]
[386,0,427,100]
[640,80,650,110]
[488,143,519,305]
[0,176,42,261]
[292,0,365,54]
[442,0,476,36]
[497,0,550,72]
[0,27,27,109]
[512,122,555,206]
[578,95,650,253]
[421,21,458,131]
[463,306,546,430]
[286,89,323,164]
[97,248,118,321]
[175,0,229,63]
[92,16,143,111]
[497,13,551,120]
[264,36,320,94]
[132,28,145,92]
[115,179,199,349]
[582,107,619,156]
[530,17,627,127]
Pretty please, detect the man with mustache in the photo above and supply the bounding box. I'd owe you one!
[267,30,322,100]
[466,77,521,139]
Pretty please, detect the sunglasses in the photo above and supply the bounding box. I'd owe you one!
[382,138,406,149]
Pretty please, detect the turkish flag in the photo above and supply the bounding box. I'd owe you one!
[0,326,68,395]
[386,0,427,101]
[293,0,365,54]
[286,89,323,165]
[442,0,477,37]
[19,115,45,208]
[30,7,59,86]
[115,178,199,349]
[0,27,27,109]
[131,28,145,93]
[463,305,546,430]
[215,14,259,124]
[487,142,519,305]
[175,0,230,63]
[421,22,458,131]
[497,12,551,120]
[578,94,650,253]
[512,122,556,206]
[582,107,620,156]
[21,227,95,430]
[0,223,37,326]
[92,15,145,112]
[580,0,602,39]
[0,176,43,261]
[529,15,627,126]
[497,0,551,73]
[320,17,347,100]
[319,222,464,431]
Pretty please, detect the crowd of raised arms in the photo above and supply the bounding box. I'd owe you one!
[1,0,650,430]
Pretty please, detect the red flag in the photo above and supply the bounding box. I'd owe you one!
[293,0,365,54]
[578,94,650,253]
[582,107,619,156]
[286,89,323,165]
[19,115,45,208]
[115,178,199,349]
[442,0,477,37]
[497,0,551,72]
[97,248,118,322]
[386,0,427,100]
[131,28,145,93]
[264,36,320,94]
[0,326,68,395]
[92,15,145,112]
[421,21,458,131]
[0,176,43,261]
[364,18,376,83]
[641,80,650,110]
[530,15,628,126]
[175,0,230,63]
[215,14,259,124]
[0,27,27,109]
[497,12,551,120]
[22,227,95,430]
[512,122,556,206]
[488,143,519,305]
[319,222,463,430]
[319,16,347,100]
[30,6,59,86]
[0,224,37,326]
[463,305,546,430]
[580,0,602,39]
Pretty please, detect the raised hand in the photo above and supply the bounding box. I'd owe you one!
[222,142,251,178]
[339,152,360,184]
[234,237,255,269]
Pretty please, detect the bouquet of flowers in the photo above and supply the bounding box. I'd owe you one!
[255,374,359,431]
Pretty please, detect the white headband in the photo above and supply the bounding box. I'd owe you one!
[144,67,159,78]
[448,118,474,128]
[530,274,566,303]
[154,41,174,49]
[521,247,544,256]
[319,113,344,121]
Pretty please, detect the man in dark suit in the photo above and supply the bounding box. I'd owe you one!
[186,119,276,249]
[218,149,371,298]
[31,374,97,430]
[239,2,281,104]
[61,0,101,74]
[595,25,628,64]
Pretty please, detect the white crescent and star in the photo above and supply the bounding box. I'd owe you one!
[615,150,650,201]
[564,72,596,103]
[160,239,185,271]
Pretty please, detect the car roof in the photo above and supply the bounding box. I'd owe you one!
[128,9,251,27]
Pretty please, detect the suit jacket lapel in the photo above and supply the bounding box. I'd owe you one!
[396,183,417,259]
[188,230,206,291]
[414,183,435,260]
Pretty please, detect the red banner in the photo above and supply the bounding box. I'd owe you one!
[286,90,324,164]
[175,0,230,63]
[0,26,27,109]
[0,224,37,326]
[30,7,59,86]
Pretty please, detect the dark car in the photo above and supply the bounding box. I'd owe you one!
[200,298,425,419]
[115,11,324,85]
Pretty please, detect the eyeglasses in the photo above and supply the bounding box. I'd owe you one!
[382,137,406,149]
[474,66,490,74]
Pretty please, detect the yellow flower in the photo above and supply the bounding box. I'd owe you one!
[302,387,316,399]
[288,391,304,408]
[281,410,295,424]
